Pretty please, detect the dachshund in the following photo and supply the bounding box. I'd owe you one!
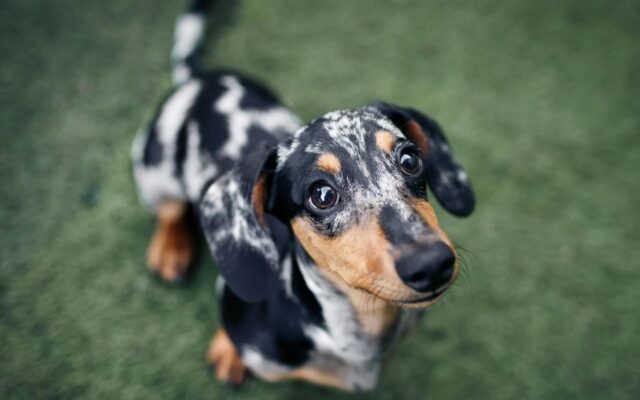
[132,0,475,391]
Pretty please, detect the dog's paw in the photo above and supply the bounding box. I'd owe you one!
[207,329,247,387]
[146,218,193,282]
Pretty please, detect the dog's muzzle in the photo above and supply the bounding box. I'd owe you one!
[394,242,455,293]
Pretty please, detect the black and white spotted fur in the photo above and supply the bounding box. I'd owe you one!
[132,0,475,391]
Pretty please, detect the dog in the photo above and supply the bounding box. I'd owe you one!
[132,0,475,391]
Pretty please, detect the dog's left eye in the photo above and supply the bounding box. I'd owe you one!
[399,148,422,176]
[309,182,338,210]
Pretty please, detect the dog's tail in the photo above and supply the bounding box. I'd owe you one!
[171,0,214,85]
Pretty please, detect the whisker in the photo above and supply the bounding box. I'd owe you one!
[454,242,477,265]
[453,241,476,284]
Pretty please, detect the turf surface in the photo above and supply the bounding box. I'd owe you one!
[1,0,639,399]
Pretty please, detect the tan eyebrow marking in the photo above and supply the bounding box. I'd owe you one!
[316,153,341,174]
[375,131,396,153]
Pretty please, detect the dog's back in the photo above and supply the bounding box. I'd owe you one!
[132,1,300,210]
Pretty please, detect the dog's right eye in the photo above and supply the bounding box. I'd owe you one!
[309,182,338,210]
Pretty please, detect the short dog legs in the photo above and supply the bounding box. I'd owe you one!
[207,329,247,386]
[146,201,193,282]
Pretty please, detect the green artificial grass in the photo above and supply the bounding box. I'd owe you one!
[1,0,639,398]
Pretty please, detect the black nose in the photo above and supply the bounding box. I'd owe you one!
[395,242,455,293]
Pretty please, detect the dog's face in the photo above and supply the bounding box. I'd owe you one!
[272,109,463,306]
[200,103,475,304]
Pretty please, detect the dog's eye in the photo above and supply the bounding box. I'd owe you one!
[399,148,422,175]
[309,183,338,210]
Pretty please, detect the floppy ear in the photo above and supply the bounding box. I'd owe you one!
[370,101,475,217]
[199,143,290,302]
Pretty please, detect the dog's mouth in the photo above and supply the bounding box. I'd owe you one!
[405,292,441,304]
[394,283,451,307]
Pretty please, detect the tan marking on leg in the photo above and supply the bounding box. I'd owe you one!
[207,329,247,386]
[375,130,396,153]
[157,200,186,221]
[316,153,341,174]
[146,201,193,282]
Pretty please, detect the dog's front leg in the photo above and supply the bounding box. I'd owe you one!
[207,329,247,386]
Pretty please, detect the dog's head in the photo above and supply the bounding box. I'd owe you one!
[200,102,475,305]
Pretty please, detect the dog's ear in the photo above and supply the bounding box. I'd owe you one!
[371,101,475,217]
[199,142,290,302]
